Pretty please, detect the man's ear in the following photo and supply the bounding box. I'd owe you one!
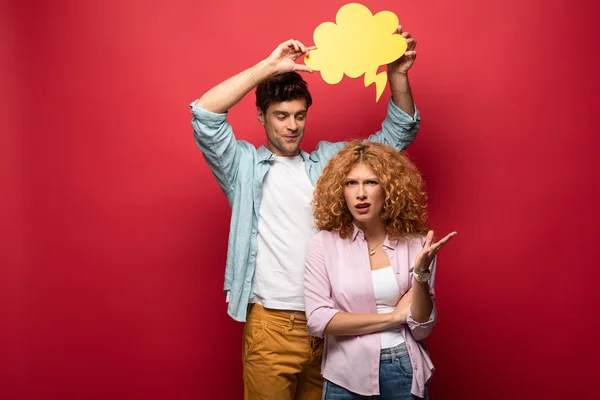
[257,108,265,126]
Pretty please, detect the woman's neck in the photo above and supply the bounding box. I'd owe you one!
[355,219,387,243]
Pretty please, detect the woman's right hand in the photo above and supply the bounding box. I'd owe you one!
[390,287,414,325]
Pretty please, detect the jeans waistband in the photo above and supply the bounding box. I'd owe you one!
[380,342,408,361]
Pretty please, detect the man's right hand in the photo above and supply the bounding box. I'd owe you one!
[195,40,313,114]
[265,39,314,74]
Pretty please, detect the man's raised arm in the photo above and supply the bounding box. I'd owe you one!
[195,40,313,113]
[369,25,421,151]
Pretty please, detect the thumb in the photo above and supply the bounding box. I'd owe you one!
[293,64,313,73]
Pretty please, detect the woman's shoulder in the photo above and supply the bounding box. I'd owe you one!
[396,234,427,251]
[310,230,347,249]
[312,229,344,242]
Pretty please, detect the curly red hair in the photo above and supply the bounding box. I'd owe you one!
[312,141,429,240]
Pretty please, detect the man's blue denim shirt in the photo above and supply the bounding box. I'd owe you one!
[190,98,420,321]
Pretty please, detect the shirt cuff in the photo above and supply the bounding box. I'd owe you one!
[406,304,437,328]
[387,98,420,122]
[190,100,228,126]
[307,308,340,338]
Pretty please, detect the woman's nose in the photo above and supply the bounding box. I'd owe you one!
[357,185,366,199]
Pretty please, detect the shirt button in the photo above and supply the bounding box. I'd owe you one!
[246,278,251,283]
[252,229,257,234]
[251,251,256,256]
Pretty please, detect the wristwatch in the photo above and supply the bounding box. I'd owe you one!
[411,269,431,283]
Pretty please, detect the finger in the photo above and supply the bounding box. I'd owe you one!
[402,31,410,39]
[284,39,297,53]
[406,38,416,51]
[307,46,317,51]
[296,40,308,52]
[403,50,417,59]
[431,232,457,252]
[294,64,313,73]
[439,231,458,244]
[399,288,414,301]
[424,230,434,248]
[292,40,300,52]
[397,25,403,34]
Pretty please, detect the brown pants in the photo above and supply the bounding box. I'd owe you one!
[242,304,324,400]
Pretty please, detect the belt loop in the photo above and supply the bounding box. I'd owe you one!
[391,347,397,363]
[288,315,295,331]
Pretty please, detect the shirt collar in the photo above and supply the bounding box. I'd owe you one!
[257,146,274,162]
[351,224,363,241]
[350,224,397,250]
[256,146,309,163]
[298,150,310,161]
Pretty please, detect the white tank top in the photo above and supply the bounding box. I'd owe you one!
[371,266,405,349]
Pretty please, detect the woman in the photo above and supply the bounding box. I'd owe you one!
[304,141,456,399]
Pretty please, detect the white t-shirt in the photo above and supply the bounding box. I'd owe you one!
[371,266,405,349]
[250,154,315,311]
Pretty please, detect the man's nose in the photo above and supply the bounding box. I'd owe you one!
[288,118,298,131]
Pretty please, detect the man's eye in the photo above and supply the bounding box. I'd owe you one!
[345,181,357,186]
[296,115,305,121]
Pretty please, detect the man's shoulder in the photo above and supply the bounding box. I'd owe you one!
[306,140,348,162]
[238,140,258,152]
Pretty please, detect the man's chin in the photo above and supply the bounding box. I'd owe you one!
[267,140,302,157]
[280,143,301,156]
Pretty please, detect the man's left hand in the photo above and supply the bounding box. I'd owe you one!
[387,25,417,77]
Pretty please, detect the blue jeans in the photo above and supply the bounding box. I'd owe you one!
[323,343,428,399]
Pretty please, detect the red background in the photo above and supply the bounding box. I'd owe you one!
[3,0,600,398]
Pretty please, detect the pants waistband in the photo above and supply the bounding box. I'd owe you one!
[380,342,408,361]
[247,303,307,328]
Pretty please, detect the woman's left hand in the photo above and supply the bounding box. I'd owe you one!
[411,230,457,274]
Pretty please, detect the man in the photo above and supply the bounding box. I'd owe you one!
[190,27,420,400]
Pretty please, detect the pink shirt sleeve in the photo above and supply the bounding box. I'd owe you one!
[304,233,341,338]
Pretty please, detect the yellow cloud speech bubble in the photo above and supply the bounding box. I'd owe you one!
[304,3,407,102]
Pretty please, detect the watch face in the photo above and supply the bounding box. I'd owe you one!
[416,271,431,282]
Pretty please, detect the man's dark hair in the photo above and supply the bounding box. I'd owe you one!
[255,72,313,113]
